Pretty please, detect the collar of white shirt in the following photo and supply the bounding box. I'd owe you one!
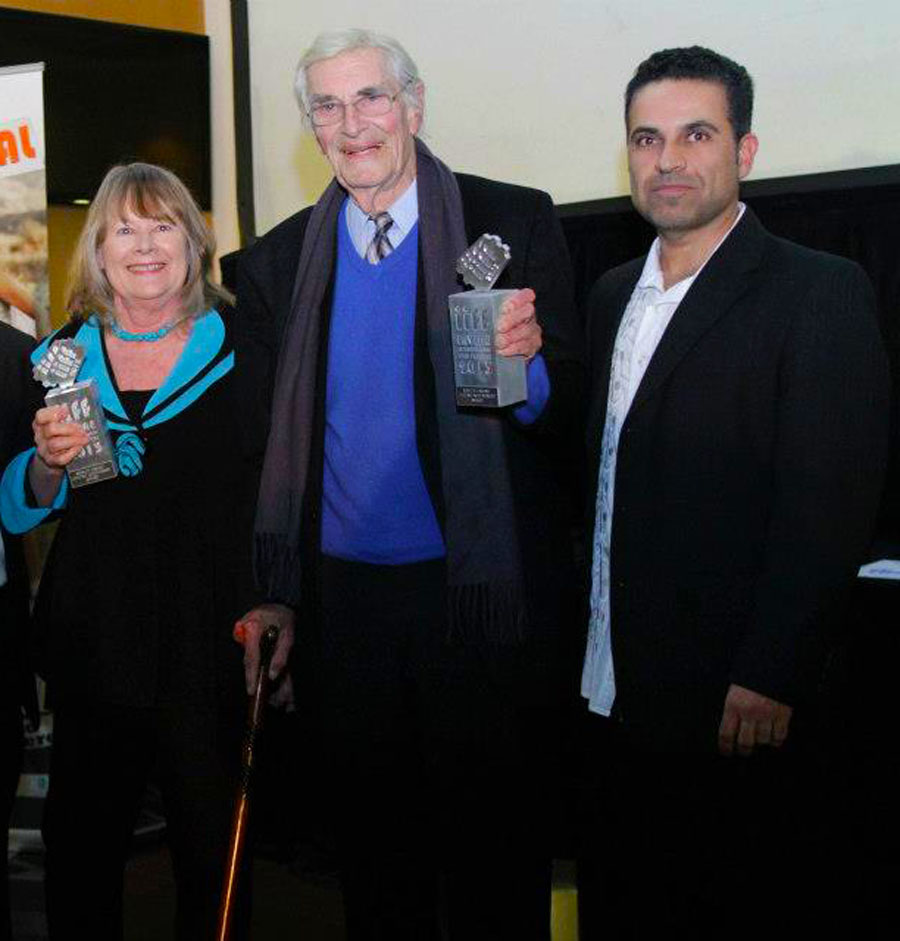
[345,180,419,259]
[637,201,747,300]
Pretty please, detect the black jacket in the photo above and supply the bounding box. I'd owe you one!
[235,173,584,641]
[585,208,890,751]
[0,321,37,716]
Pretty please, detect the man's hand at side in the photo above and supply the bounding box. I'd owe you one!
[718,683,792,757]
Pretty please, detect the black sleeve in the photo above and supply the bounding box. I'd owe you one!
[0,323,37,468]
[515,188,585,440]
[233,255,279,463]
[731,261,891,703]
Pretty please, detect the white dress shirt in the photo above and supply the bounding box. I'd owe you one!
[582,204,746,715]
[344,181,419,258]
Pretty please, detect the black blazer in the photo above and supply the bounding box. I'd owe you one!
[235,173,584,638]
[0,321,37,714]
[585,208,890,751]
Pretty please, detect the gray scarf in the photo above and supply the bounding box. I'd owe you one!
[254,138,526,641]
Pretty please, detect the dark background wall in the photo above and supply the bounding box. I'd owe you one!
[559,163,900,543]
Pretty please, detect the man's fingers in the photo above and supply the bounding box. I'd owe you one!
[717,708,739,756]
[756,716,775,745]
[496,289,541,359]
[736,718,757,757]
[234,604,295,697]
[244,641,261,695]
[235,611,293,692]
[720,684,794,757]
[269,674,295,712]
[498,289,537,330]
[235,617,262,694]
[499,287,535,315]
[754,719,773,748]
[269,629,292,679]
[497,322,542,361]
[497,307,535,332]
[773,709,791,747]
[497,322,541,352]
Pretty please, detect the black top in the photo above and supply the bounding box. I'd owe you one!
[25,311,257,709]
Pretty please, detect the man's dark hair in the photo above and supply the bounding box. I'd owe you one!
[625,46,754,139]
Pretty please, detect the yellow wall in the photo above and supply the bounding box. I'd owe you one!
[1,1,206,327]
[0,1,203,34]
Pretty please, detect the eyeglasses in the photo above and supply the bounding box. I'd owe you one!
[308,88,406,127]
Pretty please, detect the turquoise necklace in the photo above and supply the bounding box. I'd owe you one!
[109,317,186,342]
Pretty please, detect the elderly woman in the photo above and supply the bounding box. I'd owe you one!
[0,163,278,940]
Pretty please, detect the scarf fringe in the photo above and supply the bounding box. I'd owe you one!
[254,533,302,607]
[447,581,528,646]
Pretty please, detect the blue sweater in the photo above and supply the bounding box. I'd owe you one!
[321,211,445,564]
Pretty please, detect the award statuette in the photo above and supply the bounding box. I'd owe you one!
[33,338,117,488]
[448,234,527,408]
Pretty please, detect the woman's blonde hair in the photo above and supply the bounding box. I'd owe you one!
[66,162,233,322]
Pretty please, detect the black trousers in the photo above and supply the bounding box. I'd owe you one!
[315,556,555,941]
[42,697,248,941]
[575,708,856,940]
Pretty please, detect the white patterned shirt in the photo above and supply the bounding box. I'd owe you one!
[582,204,746,715]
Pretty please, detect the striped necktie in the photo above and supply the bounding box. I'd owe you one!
[365,211,394,264]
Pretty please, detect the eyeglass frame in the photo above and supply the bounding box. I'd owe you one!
[306,81,412,127]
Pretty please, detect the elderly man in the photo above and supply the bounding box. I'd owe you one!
[577,46,889,936]
[235,28,581,941]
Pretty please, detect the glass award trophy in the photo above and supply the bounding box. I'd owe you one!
[448,234,527,408]
[33,338,117,487]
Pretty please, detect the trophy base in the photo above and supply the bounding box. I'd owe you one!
[448,289,527,408]
[45,380,118,488]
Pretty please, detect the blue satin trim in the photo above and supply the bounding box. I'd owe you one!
[34,311,231,432]
[143,352,233,429]
[114,432,146,477]
[146,309,226,414]
[0,447,69,535]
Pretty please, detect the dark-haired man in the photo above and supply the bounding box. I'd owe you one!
[578,46,889,935]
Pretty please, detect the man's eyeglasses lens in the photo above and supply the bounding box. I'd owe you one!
[310,93,397,126]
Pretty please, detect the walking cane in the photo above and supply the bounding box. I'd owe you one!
[217,623,280,941]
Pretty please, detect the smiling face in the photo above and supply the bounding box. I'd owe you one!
[306,47,423,214]
[98,205,189,322]
[626,78,758,239]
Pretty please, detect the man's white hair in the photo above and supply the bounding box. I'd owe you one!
[294,28,422,125]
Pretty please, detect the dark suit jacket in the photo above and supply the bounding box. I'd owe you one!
[235,173,583,640]
[0,321,36,716]
[585,208,890,752]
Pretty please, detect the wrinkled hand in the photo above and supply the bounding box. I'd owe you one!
[496,288,541,360]
[233,603,295,702]
[718,683,793,757]
[33,405,89,470]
